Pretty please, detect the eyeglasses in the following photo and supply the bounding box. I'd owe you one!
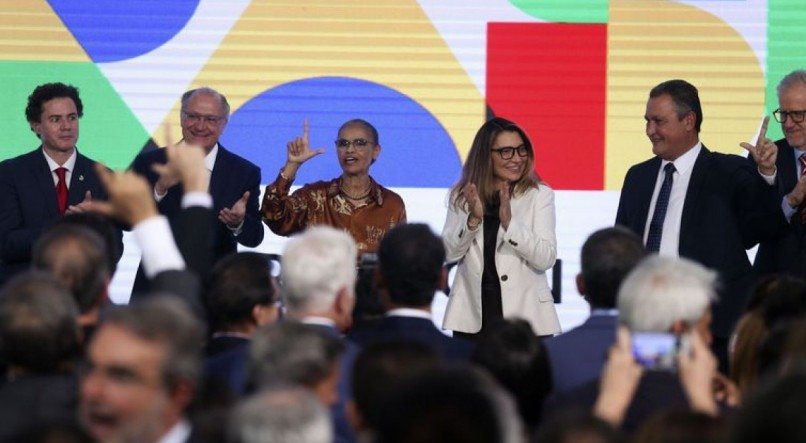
[182,112,225,125]
[491,145,529,160]
[773,109,806,124]
[335,138,374,149]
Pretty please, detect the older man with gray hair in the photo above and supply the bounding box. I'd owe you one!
[549,256,729,431]
[227,386,332,443]
[278,225,359,443]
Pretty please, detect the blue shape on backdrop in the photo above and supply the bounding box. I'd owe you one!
[48,0,199,62]
[221,77,461,188]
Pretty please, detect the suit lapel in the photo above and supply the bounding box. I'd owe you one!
[31,149,60,218]
[778,140,798,195]
[679,146,709,256]
[68,152,90,206]
[209,146,227,210]
[635,158,662,236]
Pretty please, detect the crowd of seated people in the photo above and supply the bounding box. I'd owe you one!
[3,76,806,443]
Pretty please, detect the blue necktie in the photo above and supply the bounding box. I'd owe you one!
[646,163,676,253]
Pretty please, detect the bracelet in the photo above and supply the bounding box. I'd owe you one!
[279,167,291,181]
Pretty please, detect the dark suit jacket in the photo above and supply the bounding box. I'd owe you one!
[0,148,120,284]
[751,138,806,279]
[544,314,616,394]
[0,372,79,441]
[204,337,250,396]
[130,145,263,295]
[348,314,473,362]
[615,146,784,337]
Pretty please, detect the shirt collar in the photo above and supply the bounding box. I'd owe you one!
[386,308,432,320]
[42,147,77,172]
[301,316,337,328]
[156,418,191,443]
[205,144,219,172]
[661,141,701,176]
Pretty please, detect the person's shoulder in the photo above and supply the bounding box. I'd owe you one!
[0,148,41,166]
[133,147,167,163]
[378,184,405,203]
[217,145,259,171]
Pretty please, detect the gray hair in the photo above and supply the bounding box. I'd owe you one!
[248,321,344,390]
[102,297,204,389]
[281,226,357,315]
[777,69,806,96]
[181,86,230,120]
[227,386,332,443]
[618,256,717,332]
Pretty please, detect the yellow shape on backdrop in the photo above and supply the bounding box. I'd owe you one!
[155,0,485,159]
[0,0,89,62]
[605,0,765,190]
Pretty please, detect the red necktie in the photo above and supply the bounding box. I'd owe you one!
[55,167,68,215]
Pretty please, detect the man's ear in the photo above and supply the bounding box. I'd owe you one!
[575,273,586,296]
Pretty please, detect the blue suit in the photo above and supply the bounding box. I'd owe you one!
[130,145,263,294]
[0,148,121,284]
[544,314,616,394]
[349,314,473,362]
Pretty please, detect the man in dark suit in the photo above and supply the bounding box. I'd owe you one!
[544,227,645,394]
[0,82,120,284]
[130,87,263,295]
[751,70,806,279]
[615,79,784,368]
[349,223,473,361]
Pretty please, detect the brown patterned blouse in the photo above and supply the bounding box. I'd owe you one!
[261,172,407,255]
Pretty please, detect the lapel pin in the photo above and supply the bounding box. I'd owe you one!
[79,175,84,181]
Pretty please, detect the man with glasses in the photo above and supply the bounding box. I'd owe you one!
[615,79,784,370]
[752,69,806,279]
[130,87,263,296]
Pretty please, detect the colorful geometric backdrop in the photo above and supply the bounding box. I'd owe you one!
[3,0,805,190]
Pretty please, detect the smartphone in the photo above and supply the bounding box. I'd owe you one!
[631,332,687,371]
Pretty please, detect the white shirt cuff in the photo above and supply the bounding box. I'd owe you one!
[132,215,185,278]
[182,192,213,209]
[759,167,776,185]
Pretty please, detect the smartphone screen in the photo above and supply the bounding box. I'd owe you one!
[631,332,679,370]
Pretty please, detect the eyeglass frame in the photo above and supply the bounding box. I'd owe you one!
[181,111,226,125]
[773,108,806,124]
[491,144,530,160]
[335,138,376,149]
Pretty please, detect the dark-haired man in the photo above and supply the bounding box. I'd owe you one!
[349,223,473,361]
[615,79,784,368]
[0,82,118,284]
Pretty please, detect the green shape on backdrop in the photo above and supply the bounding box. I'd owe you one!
[509,0,608,24]
[765,0,806,141]
[0,61,150,169]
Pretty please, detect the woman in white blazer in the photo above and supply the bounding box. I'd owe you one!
[442,118,560,338]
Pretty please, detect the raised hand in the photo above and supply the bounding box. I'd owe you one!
[282,120,325,181]
[66,190,93,214]
[219,191,250,228]
[593,326,644,426]
[462,183,484,229]
[677,331,719,416]
[786,175,806,209]
[86,164,158,226]
[152,142,209,195]
[499,182,512,230]
[741,116,777,176]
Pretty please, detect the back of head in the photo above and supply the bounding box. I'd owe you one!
[633,410,726,443]
[472,319,552,428]
[618,256,716,333]
[728,372,806,443]
[50,212,120,275]
[281,227,357,315]
[378,223,445,307]
[102,297,204,389]
[248,322,344,391]
[374,367,524,443]
[352,340,441,431]
[756,275,806,329]
[535,411,624,443]
[0,271,80,372]
[227,386,332,443]
[206,252,276,331]
[33,224,109,314]
[580,227,646,309]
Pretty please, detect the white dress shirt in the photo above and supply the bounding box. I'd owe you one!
[42,148,76,188]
